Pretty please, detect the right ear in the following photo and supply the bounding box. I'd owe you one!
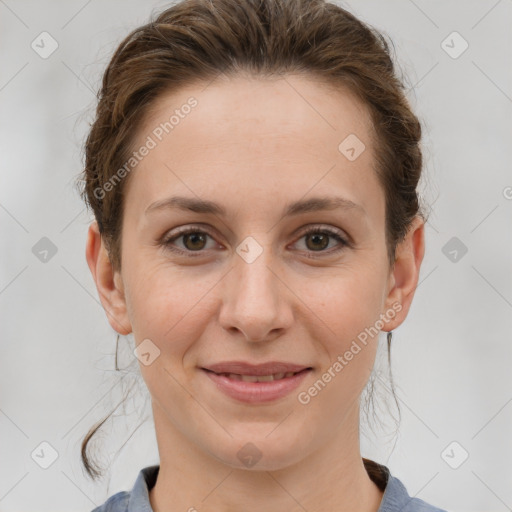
[85,221,132,335]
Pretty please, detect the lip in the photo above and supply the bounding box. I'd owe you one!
[201,364,312,403]
[202,361,311,376]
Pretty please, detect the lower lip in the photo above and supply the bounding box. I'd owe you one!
[202,368,311,403]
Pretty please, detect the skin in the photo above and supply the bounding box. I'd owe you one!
[86,73,425,512]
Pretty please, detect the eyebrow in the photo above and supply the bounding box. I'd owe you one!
[144,195,366,217]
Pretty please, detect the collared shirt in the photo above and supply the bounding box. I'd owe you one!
[91,458,447,511]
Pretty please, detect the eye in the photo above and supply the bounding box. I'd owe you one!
[160,227,218,257]
[292,226,349,258]
[160,225,350,258]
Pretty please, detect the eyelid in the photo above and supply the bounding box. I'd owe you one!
[293,223,347,239]
[160,223,351,257]
[291,225,350,253]
[160,224,221,255]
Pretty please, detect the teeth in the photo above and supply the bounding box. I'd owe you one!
[241,374,266,382]
[219,371,299,382]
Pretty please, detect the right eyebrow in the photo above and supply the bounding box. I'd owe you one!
[144,194,367,218]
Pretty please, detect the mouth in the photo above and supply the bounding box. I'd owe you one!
[202,368,310,382]
[200,363,313,403]
[201,361,312,376]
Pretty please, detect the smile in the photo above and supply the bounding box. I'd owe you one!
[213,371,300,382]
[201,368,312,403]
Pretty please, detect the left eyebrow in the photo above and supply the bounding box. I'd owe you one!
[282,196,366,217]
[144,195,367,218]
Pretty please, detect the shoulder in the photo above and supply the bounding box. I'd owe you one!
[89,465,159,512]
[363,459,447,512]
[381,474,448,512]
[91,491,130,512]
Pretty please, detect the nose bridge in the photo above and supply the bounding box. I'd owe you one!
[219,236,287,340]
[234,237,280,305]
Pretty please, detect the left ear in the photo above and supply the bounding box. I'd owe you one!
[382,215,425,331]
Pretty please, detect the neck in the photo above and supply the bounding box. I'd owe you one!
[149,400,384,512]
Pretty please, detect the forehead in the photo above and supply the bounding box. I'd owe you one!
[123,73,382,224]
[138,73,372,155]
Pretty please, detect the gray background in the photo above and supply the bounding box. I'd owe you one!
[1,1,511,511]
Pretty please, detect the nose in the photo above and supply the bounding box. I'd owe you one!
[218,243,294,342]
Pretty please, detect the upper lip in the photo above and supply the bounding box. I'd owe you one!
[202,361,312,376]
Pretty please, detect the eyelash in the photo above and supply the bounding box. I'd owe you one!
[160,225,350,259]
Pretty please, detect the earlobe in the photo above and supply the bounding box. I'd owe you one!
[383,216,425,331]
[85,221,132,335]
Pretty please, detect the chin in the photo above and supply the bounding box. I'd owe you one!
[210,434,310,472]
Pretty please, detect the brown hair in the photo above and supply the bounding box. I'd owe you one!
[76,0,429,481]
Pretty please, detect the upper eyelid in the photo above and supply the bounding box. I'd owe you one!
[163,224,349,249]
[166,223,346,238]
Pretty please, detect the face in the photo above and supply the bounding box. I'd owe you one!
[87,73,424,471]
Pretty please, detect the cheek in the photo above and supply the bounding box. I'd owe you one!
[125,271,212,401]
[125,266,216,352]
[334,290,383,345]
[305,282,382,406]
[306,269,385,351]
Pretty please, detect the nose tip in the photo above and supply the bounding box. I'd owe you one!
[225,321,283,344]
[219,257,292,343]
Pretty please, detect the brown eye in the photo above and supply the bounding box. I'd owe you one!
[294,226,349,257]
[182,232,208,251]
[161,228,216,257]
[161,225,349,259]
[305,232,330,251]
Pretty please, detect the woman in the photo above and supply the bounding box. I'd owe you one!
[78,0,447,510]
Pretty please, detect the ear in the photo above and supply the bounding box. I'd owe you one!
[85,221,132,335]
[382,215,425,331]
